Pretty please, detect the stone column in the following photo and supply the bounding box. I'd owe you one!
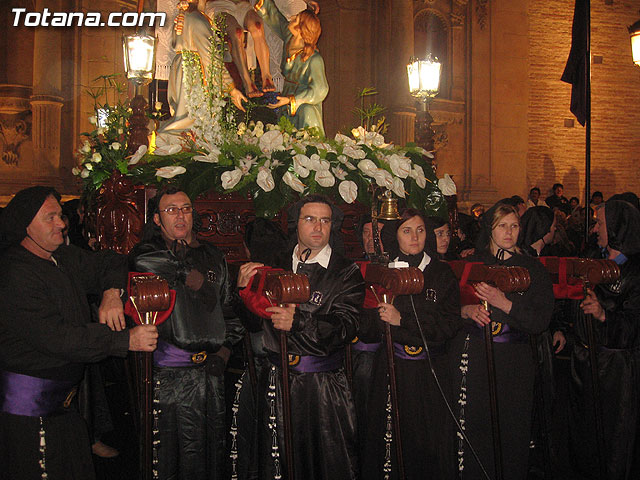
[385,0,416,146]
[30,0,64,171]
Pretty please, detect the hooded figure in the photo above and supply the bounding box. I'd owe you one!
[451,201,553,480]
[0,186,60,250]
[517,206,555,257]
[570,199,640,479]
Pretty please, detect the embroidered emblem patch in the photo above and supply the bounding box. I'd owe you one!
[309,291,323,305]
[207,270,216,282]
[491,321,503,336]
[404,345,424,356]
[288,354,301,366]
[425,288,437,302]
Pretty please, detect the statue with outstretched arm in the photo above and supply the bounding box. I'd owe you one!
[256,0,328,135]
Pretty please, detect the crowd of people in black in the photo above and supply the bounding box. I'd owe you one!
[0,183,638,480]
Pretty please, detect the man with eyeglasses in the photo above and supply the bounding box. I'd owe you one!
[236,194,365,479]
[126,187,244,480]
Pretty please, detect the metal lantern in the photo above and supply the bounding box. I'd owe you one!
[123,33,157,86]
[407,54,442,100]
[630,20,640,67]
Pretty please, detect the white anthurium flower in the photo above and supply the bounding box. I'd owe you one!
[239,156,257,175]
[316,142,336,154]
[156,166,186,178]
[85,163,93,171]
[81,142,91,154]
[257,167,275,192]
[315,169,335,188]
[283,171,306,193]
[392,177,406,198]
[410,164,427,189]
[154,144,182,156]
[351,126,367,140]
[416,146,435,158]
[388,154,411,178]
[110,142,121,151]
[334,133,355,146]
[338,180,358,204]
[357,159,378,177]
[331,166,347,180]
[308,153,324,171]
[128,144,148,165]
[438,174,457,196]
[338,154,357,170]
[365,130,387,147]
[259,130,284,153]
[91,152,102,163]
[72,167,81,176]
[293,154,310,178]
[221,168,243,189]
[193,145,221,163]
[374,169,394,189]
[80,168,90,178]
[343,145,366,160]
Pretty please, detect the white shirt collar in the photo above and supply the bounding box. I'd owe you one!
[292,243,332,272]
[391,251,431,271]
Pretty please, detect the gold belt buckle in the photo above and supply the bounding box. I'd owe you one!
[191,351,208,364]
[63,387,78,408]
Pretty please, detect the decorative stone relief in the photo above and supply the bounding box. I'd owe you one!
[0,113,31,167]
[476,0,488,30]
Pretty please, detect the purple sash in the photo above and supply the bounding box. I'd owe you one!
[0,370,76,417]
[393,343,428,360]
[471,322,529,344]
[352,340,381,352]
[154,340,208,367]
[269,350,344,373]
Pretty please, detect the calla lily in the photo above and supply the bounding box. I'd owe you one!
[315,169,335,188]
[388,154,411,178]
[156,166,186,178]
[128,145,147,165]
[91,153,102,163]
[221,168,243,189]
[257,168,275,192]
[283,171,306,193]
[338,181,358,204]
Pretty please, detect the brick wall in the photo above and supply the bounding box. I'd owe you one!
[528,0,640,203]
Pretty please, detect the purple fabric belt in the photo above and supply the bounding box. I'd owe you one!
[0,370,76,417]
[393,342,428,360]
[269,350,344,373]
[470,322,529,344]
[154,340,209,367]
[352,340,381,352]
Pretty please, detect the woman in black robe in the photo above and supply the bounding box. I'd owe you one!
[360,208,462,479]
[451,202,554,479]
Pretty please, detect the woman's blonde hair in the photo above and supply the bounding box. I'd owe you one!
[298,10,321,61]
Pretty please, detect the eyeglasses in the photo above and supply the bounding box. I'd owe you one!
[160,206,193,215]
[299,216,331,225]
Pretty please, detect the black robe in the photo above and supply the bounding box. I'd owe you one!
[0,244,130,480]
[569,254,640,480]
[239,248,365,480]
[130,238,244,480]
[360,256,462,479]
[451,251,553,480]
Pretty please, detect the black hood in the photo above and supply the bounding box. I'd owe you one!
[604,200,640,257]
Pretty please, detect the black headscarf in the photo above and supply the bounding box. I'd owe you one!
[424,216,446,257]
[286,194,345,255]
[604,200,640,257]
[0,186,61,250]
[380,210,431,267]
[475,202,520,259]
[518,206,554,254]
